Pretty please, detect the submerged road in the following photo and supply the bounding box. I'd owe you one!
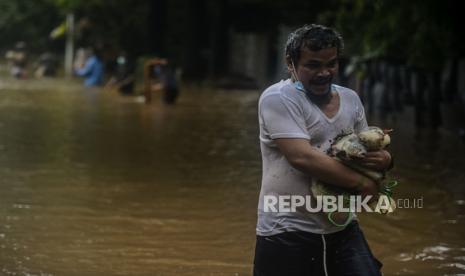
[0,78,464,275]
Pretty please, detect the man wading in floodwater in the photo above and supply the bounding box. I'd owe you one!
[254,24,393,276]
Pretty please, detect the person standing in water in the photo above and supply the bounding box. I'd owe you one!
[254,24,393,276]
[74,47,104,86]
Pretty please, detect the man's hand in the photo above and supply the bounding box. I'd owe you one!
[356,176,379,204]
[358,150,392,171]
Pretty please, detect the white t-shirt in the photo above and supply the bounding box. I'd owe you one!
[257,79,368,236]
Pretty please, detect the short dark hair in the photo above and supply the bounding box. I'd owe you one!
[285,24,344,65]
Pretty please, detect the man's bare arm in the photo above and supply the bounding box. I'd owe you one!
[274,138,378,197]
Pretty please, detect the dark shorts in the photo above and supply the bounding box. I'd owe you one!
[253,221,382,276]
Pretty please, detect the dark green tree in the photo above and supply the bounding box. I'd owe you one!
[0,0,62,52]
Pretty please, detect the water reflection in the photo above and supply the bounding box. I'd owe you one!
[0,78,464,275]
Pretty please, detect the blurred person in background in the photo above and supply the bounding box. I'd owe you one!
[5,41,28,79]
[34,52,58,78]
[105,51,135,95]
[145,58,180,104]
[157,63,179,105]
[74,47,103,86]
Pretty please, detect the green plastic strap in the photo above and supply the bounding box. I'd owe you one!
[380,179,398,198]
[327,192,353,227]
[328,211,353,227]
[377,179,399,214]
[327,179,399,226]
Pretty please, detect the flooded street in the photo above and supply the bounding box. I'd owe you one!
[0,78,464,275]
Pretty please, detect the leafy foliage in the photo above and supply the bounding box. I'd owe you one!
[321,0,463,70]
[0,0,61,52]
[1,0,462,71]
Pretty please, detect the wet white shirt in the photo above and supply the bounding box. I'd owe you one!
[257,79,368,236]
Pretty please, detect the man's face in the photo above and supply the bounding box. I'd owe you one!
[290,47,339,96]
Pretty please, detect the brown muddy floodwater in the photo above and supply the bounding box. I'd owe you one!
[0,78,464,276]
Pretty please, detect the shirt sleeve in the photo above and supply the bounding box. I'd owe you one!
[75,57,95,77]
[259,93,310,140]
[354,94,368,133]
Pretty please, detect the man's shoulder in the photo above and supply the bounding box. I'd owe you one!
[334,84,360,99]
[261,79,287,94]
[259,79,300,104]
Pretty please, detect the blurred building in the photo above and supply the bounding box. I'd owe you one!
[146,0,332,88]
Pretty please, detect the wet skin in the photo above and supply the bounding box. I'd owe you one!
[288,47,339,96]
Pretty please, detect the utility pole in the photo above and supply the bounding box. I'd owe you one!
[64,13,75,77]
